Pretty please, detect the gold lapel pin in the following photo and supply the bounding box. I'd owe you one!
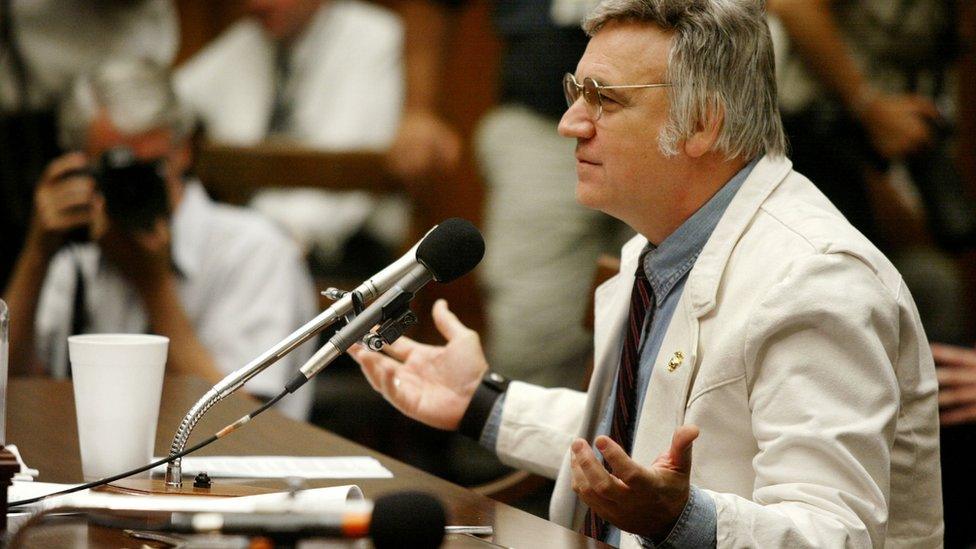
[667,350,685,372]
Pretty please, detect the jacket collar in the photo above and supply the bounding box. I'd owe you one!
[684,154,793,316]
[617,155,792,302]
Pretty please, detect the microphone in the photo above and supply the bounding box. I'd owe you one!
[163,491,447,548]
[164,218,481,486]
[286,218,485,391]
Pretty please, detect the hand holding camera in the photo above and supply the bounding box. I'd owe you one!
[28,148,174,285]
[27,152,99,256]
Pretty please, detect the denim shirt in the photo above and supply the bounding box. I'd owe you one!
[482,158,758,547]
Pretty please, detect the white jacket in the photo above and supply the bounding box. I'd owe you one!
[495,156,943,548]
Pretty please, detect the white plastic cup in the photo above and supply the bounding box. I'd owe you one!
[68,334,169,480]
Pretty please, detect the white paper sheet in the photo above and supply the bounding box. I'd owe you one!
[9,481,85,505]
[151,456,393,479]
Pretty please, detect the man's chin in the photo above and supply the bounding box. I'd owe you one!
[574,181,604,211]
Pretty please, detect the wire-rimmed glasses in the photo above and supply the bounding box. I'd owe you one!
[563,73,672,119]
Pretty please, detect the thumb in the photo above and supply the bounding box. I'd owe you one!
[432,299,467,341]
[667,424,700,474]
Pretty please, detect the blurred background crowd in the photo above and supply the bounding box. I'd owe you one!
[1,0,974,546]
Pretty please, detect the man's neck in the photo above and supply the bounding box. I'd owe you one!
[638,155,750,245]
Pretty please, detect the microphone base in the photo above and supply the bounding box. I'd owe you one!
[102,478,275,497]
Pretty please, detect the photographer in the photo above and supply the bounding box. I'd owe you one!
[2,58,317,419]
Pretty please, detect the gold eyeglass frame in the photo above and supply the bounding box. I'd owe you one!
[563,73,672,119]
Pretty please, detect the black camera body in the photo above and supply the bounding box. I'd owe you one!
[63,147,171,242]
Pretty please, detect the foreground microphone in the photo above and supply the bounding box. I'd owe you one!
[160,492,447,548]
[286,218,485,391]
[164,218,480,487]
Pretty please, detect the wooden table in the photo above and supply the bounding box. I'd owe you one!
[8,377,604,548]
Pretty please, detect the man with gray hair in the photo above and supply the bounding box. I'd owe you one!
[2,58,317,420]
[350,0,943,546]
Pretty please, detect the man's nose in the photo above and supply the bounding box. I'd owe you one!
[557,98,595,140]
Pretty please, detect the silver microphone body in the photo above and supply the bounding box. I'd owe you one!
[165,230,432,486]
[296,263,432,382]
[166,218,483,487]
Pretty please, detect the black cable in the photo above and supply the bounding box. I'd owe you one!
[9,388,289,508]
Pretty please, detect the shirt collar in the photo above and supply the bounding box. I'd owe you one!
[641,157,759,301]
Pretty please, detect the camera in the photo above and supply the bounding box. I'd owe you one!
[63,147,171,243]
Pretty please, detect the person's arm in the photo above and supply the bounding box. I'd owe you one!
[767,0,939,159]
[97,221,224,384]
[3,153,96,375]
[141,275,224,384]
[4,245,53,377]
[385,0,462,180]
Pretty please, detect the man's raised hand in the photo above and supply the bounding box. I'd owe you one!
[348,299,488,430]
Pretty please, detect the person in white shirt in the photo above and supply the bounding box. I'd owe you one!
[3,58,317,419]
[174,0,406,268]
[1,0,178,291]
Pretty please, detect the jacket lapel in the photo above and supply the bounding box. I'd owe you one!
[629,292,700,465]
[590,235,647,432]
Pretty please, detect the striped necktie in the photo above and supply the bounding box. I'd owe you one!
[582,257,654,540]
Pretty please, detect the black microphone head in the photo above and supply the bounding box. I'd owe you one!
[370,491,447,549]
[416,218,485,283]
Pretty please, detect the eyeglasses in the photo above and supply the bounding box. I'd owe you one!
[563,73,672,120]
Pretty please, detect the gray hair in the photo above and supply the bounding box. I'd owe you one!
[59,57,194,151]
[584,0,786,159]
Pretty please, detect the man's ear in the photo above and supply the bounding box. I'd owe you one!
[683,101,724,158]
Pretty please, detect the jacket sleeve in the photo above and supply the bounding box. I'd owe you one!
[706,251,912,548]
[494,381,588,479]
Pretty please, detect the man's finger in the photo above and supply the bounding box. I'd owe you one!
[595,436,642,485]
[930,343,975,368]
[41,152,88,184]
[572,438,626,499]
[349,344,404,371]
[54,209,94,232]
[941,404,976,426]
[432,299,468,341]
[349,345,400,392]
[384,336,421,361]
[667,424,700,474]
[938,387,976,408]
[936,367,976,387]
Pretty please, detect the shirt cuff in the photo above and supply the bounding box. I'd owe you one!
[478,393,507,450]
[638,485,717,549]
